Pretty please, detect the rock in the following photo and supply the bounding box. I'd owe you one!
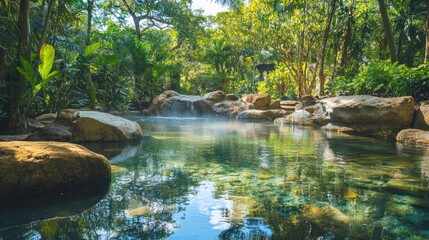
[414,101,429,130]
[281,105,297,111]
[73,111,143,142]
[56,109,79,124]
[226,94,239,101]
[35,113,57,124]
[27,118,44,131]
[0,141,111,198]
[280,100,299,106]
[0,135,29,141]
[257,174,272,180]
[146,90,215,116]
[321,123,355,133]
[237,109,287,121]
[303,205,352,224]
[320,96,415,138]
[269,100,281,109]
[203,90,226,103]
[26,124,72,142]
[241,93,271,110]
[304,105,317,114]
[274,110,315,125]
[129,206,151,217]
[301,95,317,107]
[213,101,249,117]
[146,90,180,115]
[396,129,429,145]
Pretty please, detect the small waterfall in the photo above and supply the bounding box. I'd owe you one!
[186,101,196,116]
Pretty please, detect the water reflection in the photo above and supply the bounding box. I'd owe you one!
[0,180,109,231]
[219,217,273,240]
[1,118,429,239]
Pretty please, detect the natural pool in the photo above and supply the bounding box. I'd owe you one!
[1,117,429,239]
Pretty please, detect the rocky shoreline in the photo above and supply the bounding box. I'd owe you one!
[143,90,429,145]
[2,89,429,199]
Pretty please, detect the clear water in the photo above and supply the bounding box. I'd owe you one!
[1,117,429,240]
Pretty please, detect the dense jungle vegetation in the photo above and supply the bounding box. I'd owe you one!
[0,0,428,133]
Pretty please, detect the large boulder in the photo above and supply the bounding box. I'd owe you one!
[237,109,287,121]
[27,111,142,142]
[203,90,226,103]
[0,141,111,198]
[241,93,271,110]
[73,111,143,142]
[144,90,180,115]
[396,129,429,145]
[213,101,249,118]
[414,101,429,130]
[320,96,415,138]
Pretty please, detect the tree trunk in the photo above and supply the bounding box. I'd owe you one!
[425,2,429,63]
[86,0,93,45]
[133,17,141,40]
[377,0,397,63]
[317,0,337,96]
[8,0,32,133]
[18,0,31,61]
[339,20,351,72]
[39,0,55,47]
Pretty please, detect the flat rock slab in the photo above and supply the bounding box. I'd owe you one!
[0,141,111,198]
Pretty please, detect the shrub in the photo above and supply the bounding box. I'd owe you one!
[329,61,429,101]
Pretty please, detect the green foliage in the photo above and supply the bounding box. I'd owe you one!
[84,42,101,57]
[330,61,429,100]
[38,44,60,82]
[17,44,59,98]
[257,62,297,99]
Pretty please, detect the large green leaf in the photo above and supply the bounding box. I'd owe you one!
[38,44,56,81]
[17,56,36,88]
[84,42,101,57]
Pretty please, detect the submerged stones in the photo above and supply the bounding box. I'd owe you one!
[0,141,111,199]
